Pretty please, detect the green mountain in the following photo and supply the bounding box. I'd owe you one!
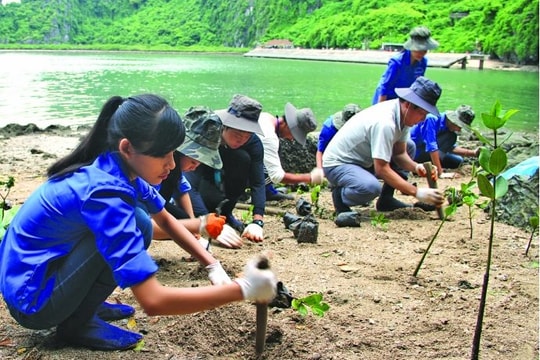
[0,0,538,64]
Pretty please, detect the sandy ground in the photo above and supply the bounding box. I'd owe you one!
[0,130,538,360]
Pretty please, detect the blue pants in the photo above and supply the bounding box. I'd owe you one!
[7,207,152,330]
[324,140,415,210]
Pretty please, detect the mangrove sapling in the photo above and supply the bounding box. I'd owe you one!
[0,176,17,239]
[369,210,389,230]
[291,293,330,317]
[469,100,518,360]
[525,211,538,256]
[412,196,458,277]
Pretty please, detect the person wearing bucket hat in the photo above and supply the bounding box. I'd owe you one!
[257,102,322,201]
[316,103,362,168]
[185,95,267,243]
[322,76,444,220]
[411,104,479,175]
[372,26,439,105]
[151,106,242,249]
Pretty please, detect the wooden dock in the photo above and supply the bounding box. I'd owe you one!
[244,48,487,70]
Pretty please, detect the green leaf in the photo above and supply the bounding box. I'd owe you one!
[489,148,507,175]
[296,303,308,316]
[470,128,492,147]
[478,148,491,172]
[477,174,494,198]
[529,216,539,228]
[302,293,323,306]
[444,203,457,217]
[491,100,502,117]
[502,109,519,122]
[482,113,505,130]
[494,176,508,199]
[463,195,478,206]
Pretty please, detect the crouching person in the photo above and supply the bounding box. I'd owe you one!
[0,94,277,351]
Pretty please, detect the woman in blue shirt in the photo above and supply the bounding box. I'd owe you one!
[0,94,276,351]
[372,26,439,104]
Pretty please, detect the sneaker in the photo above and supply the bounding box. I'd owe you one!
[375,197,412,212]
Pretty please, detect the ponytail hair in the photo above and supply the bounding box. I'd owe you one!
[48,94,185,178]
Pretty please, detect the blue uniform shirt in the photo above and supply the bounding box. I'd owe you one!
[372,50,427,104]
[410,113,450,155]
[317,115,339,153]
[0,152,163,314]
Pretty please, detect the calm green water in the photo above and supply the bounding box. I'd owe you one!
[0,50,538,132]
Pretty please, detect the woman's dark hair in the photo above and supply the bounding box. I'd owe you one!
[47,94,185,178]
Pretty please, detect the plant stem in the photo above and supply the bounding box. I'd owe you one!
[413,218,446,277]
[525,227,537,256]
[468,207,474,240]
[470,198,496,359]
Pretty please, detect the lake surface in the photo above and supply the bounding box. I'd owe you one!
[0,50,537,132]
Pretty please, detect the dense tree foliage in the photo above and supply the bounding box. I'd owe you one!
[0,0,537,63]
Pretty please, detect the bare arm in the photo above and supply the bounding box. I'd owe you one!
[131,275,243,316]
[281,171,312,184]
[315,150,323,168]
[452,146,478,158]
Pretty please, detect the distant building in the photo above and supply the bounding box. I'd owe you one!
[381,43,404,52]
[264,39,294,49]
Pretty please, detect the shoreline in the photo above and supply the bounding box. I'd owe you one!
[245,48,539,72]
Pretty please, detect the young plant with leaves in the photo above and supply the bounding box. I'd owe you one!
[291,293,330,317]
[0,176,18,239]
[413,193,459,277]
[525,211,538,256]
[370,210,389,230]
[468,100,518,360]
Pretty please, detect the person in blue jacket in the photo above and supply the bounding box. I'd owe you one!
[372,26,439,104]
[0,94,277,351]
[316,103,362,168]
[411,104,479,175]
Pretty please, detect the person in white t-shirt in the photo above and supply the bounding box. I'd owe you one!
[322,76,445,220]
[257,102,324,201]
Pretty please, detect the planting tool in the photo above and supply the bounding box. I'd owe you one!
[215,198,229,217]
[423,161,444,220]
[255,256,270,355]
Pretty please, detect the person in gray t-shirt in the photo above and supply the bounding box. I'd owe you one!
[322,77,445,217]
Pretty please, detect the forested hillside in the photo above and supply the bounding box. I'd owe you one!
[0,0,537,64]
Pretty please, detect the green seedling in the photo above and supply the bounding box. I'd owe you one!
[0,176,18,239]
[413,196,459,277]
[470,100,517,360]
[291,293,330,317]
[525,211,538,256]
[241,204,254,224]
[449,167,481,240]
[370,211,389,230]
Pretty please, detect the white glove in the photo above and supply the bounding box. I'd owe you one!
[415,188,444,206]
[206,261,232,285]
[234,257,277,302]
[242,222,264,242]
[215,224,243,248]
[415,163,427,177]
[415,163,438,179]
[310,167,324,185]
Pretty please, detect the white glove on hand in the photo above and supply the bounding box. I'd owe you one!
[242,223,264,242]
[234,257,277,302]
[206,261,232,285]
[416,188,444,206]
[415,163,427,177]
[215,224,243,248]
[310,167,324,185]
